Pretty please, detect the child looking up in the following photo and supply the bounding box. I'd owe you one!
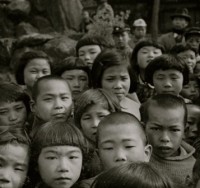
[92,162,174,188]
[0,126,30,188]
[55,56,91,99]
[79,112,152,188]
[91,49,141,119]
[30,121,89,188]
[131,40,164,102]
[0,82,30,128]
[145,54,189,96]
[15,50,52,97]
[31,76,73,136]
[141,94,196,188]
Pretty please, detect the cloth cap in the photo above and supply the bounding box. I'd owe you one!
[133,19,147,27]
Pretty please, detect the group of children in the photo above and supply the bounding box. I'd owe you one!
[1,22,200,188]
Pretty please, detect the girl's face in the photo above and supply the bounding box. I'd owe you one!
[194,63,200,80]
[153,69,184,95]
[180,80,199,101]
[38,145,82,188]
[61,69,89,98]
[101,65,130,101]
[80,104,110,143]
[137,46,162,70]
[0,101,27,127]
[78,45,101,69]
[24,58,51,89]
[178,50,196,73]
[0,143,29,188]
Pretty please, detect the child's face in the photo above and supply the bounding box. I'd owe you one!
[186,36,200,51]
[113,32,130,49]
[153,69,184,95]
[0,101,27,127]
[194,63,200,80]
[145,105,185,158]
[178,50,196,73]
[134,27,146,39]
[24,58,51,89]
[98,123,151,170]
[180,80,199,101]
[61,69,89,98]
[38,145,82,188]
[80,104,110,143]
[32,80,72,122]
[101,65,130,101]
[78,45,101,69]
[137,46,162,70]
[0,143,29,188]
[185,105,200,141]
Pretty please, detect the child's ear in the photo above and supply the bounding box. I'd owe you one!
[144,144,152,162]
[30,100,36,113]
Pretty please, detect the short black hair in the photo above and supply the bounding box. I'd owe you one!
[76,35,113,55]
[32,75,71,101]
[0,82,30,114]
[91,49,137,93]
[140,94,187,127]
[145,54,189,86]
[97,112,147,146]
[131,40,165,76]
[15,50,53,85]
[170,44,197,55]
[55,56,92,87]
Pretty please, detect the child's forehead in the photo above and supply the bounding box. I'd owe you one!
[41,145,82,154]
[0,143,29,162]
[38,79,70,93]
[154,69,182,75]
[0,100,24,108]
[99,122,142,136]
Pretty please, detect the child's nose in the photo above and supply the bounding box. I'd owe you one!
[54,98,64,109]
[91,118,100,128]
[9,111,18,121]
[160,131,170,143]
[114,148,126,162]
[114,81,123,89]
[73,79,80,87]
[58,158,70,172]
[0,169,11,184]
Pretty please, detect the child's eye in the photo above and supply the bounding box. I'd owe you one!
[16,106,24,111]
[30,70,37,73]
[15,167,25,172]
[61,96,69,100]
[44,98,52,101]
[0,111,7,115]
[69,155,79,160]
[150,127,160,131]
[125,145,135,149]
[82,116,90,120]
[46,156,57,160]
[90,51,97,54]
[66,77,73,81]
[171,129,180,132]
[103,147,113,150]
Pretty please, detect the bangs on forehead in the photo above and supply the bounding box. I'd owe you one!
[34,121,87,151]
